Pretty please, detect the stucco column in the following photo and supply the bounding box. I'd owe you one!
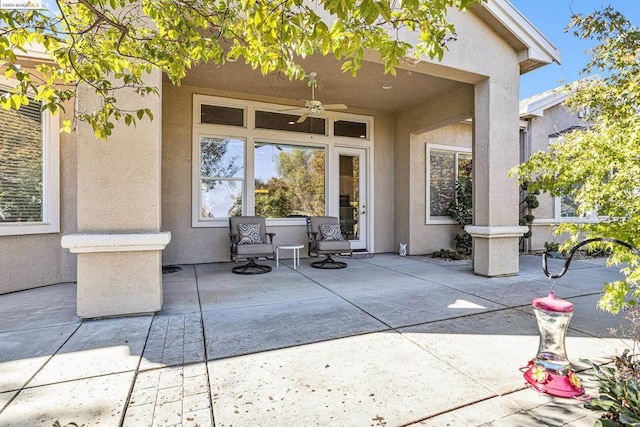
[62,70,170,318]
[466,78,527,276]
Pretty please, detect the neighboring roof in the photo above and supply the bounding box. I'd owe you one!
[473,0,562,74]
[519,85,569,118]
[549,125,588,138]
[519,76,599,118]
[12,41,55,68]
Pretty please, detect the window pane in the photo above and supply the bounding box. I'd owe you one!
[200,104,244,126]
[201,179,243,218]
[255,110,326,135]
[339,154,359,240]
[561,195,578,217]
[334,120,367,139]
[458,153,472,181]
[200,137,244,178]
[254,142,325,218]
[429,150,456,217]
[0,93,43,223]
[199,137,244,219]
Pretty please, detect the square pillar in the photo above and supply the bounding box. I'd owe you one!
[61,233,170,318]
[63,70,170,318]
[469,77,527,276]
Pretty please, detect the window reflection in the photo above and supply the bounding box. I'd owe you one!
[430,150,472,218]
[254,142,325,218]
[199,137,244,218]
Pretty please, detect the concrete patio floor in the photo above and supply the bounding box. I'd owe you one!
[0,254,633,426]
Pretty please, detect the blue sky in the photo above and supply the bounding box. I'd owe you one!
[510,0,640,100]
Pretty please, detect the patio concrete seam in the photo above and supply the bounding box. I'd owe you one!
[17,322,83,392]
[118,311,156,427]
[396,305,532,332]
[193,264,217,427]
[0,319,82,334]
[1,321,82,414]
[361,256,500,292]
[205,327,395,362]
[399,393,501,426]
[199,294,353,315]
[294,268,398,330]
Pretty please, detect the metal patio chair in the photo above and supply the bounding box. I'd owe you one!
[306,216,352,269]
[229,216,276,274]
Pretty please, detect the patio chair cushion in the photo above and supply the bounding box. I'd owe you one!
[317,239,351,252]
[238,223,263,244]
[236,243,274,256]
[319,223,343,241]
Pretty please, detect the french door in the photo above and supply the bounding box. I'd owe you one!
[334,147,369,251]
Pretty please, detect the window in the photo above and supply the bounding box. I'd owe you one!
[0,88,60,236]
[198,137,244,219]
[334,120,368,139]
[255,110,325,135]
[254,142,325,218]
[200,104,244,127]
[549,129,595,221]
[427,144,472,222]
[192,94,373,227]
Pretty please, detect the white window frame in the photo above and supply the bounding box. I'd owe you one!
[0,79,60,236]
[192,94,374,228]
[426,143,472,224]
[194,135,246,224]
[547,132,598,223]
[553,198,599,223]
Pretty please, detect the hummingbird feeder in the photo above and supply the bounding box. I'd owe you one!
[524,237,640,398]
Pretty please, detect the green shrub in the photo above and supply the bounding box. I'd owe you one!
[431,249,467,260]
[584,308,640,425]
[584,350,640,426]
[544,241,561,252]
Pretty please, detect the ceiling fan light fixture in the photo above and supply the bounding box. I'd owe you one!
[382,84,393,90]
[278,72,348,124]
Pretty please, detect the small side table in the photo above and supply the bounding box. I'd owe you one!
[276,245,304,270]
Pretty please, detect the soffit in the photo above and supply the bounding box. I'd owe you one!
[177,56,466,114]
[472,0,562,74]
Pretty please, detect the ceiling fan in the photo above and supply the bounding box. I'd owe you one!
[283,72,347,124]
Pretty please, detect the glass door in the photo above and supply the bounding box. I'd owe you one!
[336,147,368,251]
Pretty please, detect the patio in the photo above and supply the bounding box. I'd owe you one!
[0,254,631,426]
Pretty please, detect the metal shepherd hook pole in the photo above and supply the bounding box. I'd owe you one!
[542,237,640,280]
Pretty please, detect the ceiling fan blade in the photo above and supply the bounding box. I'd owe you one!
[321,104,348,110]
[278,106,307,113]
[296,113,309,124]
[321,111,338,120]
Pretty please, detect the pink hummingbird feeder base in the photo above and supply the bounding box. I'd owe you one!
[523,292,585,398]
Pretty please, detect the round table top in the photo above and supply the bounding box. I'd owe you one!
[277,244,304,249]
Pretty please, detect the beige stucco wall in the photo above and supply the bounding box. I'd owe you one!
[413,123,473,254]
[161,83,397,264]
[392,8,524,269]
[523,103,589,251]
[394,85,474,255]
[0,113,77,294]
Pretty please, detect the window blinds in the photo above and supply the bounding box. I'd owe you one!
[0,89,44,222]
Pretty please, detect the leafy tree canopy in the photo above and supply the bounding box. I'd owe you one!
[0,0,482,138]
[514,7,640,314]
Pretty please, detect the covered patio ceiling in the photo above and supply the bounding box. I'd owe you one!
[173,55,470,114]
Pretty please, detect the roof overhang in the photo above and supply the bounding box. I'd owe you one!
[473,0,561,74]
[519,89,569,118]
[12,41,55,68]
